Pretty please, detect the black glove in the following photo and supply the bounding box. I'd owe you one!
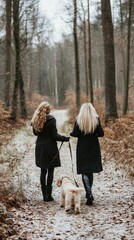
[64,137,70,142]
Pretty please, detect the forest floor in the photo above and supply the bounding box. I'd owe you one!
[0,108,134,240]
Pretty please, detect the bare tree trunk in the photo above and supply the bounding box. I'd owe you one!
[101,0,118,122]
[11,0,27,120]
[11,76,19,120]
[123,0,132,115]
[83,15,88,98]
[38,47,43,95]
[26,52,32,99]
[87,0,93,103]
[4,0,11,110]
[11,0,19,120]
[73,0,80,110]
[119,0,127,111]
[54,50,58,107]
[57,44,65,106]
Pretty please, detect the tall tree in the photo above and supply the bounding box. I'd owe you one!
[73,0,80,110]
[11,0,27,120]
[101,0,118,121]
[80,1,88,98]
[87,0,93,103]
[4,0,11,110]
[119,0,127,104]
[54,49,58,107]
[123,0,133,115]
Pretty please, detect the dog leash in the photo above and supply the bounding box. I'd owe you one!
[68,141,79,188]
[51,141,64,163]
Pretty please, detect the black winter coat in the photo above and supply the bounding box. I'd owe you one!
[33,114,67,169]
[70,119,104,174]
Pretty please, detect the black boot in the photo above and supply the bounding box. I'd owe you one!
[82,174,93,206]
[46,186,54,202]
[85,193,94,201]
[41,185,47,201]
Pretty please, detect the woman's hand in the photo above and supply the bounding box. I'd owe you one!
[64,137,70,142]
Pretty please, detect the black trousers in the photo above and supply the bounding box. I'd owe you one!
[82,173,93,188]
[82,173,93,197]
[40,168,54,187]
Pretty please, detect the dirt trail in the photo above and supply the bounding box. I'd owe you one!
[3,110,134,240]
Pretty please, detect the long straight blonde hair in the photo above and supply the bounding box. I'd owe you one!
[77,103,98,134]
[31,102,51,132]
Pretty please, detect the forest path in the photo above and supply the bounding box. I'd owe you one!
[5,110,134,240]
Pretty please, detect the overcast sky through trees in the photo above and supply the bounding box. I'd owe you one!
[39,0,69,41]
[39,0,100,42]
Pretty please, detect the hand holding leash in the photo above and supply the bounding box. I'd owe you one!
[64,136,70,142]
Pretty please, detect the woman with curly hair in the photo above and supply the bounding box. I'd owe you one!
[31,102,70,202]
[70,103,104,206]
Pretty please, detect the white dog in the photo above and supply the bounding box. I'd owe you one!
[57,174,84,214]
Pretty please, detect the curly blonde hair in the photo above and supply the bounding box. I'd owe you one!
[31,102,51,132]
[77,103,98,134]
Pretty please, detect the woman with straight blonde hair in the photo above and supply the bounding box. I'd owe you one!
[70,103,104,206]
[31,101,70,202]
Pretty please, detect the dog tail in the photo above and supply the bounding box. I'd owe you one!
[70,187,84,194]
